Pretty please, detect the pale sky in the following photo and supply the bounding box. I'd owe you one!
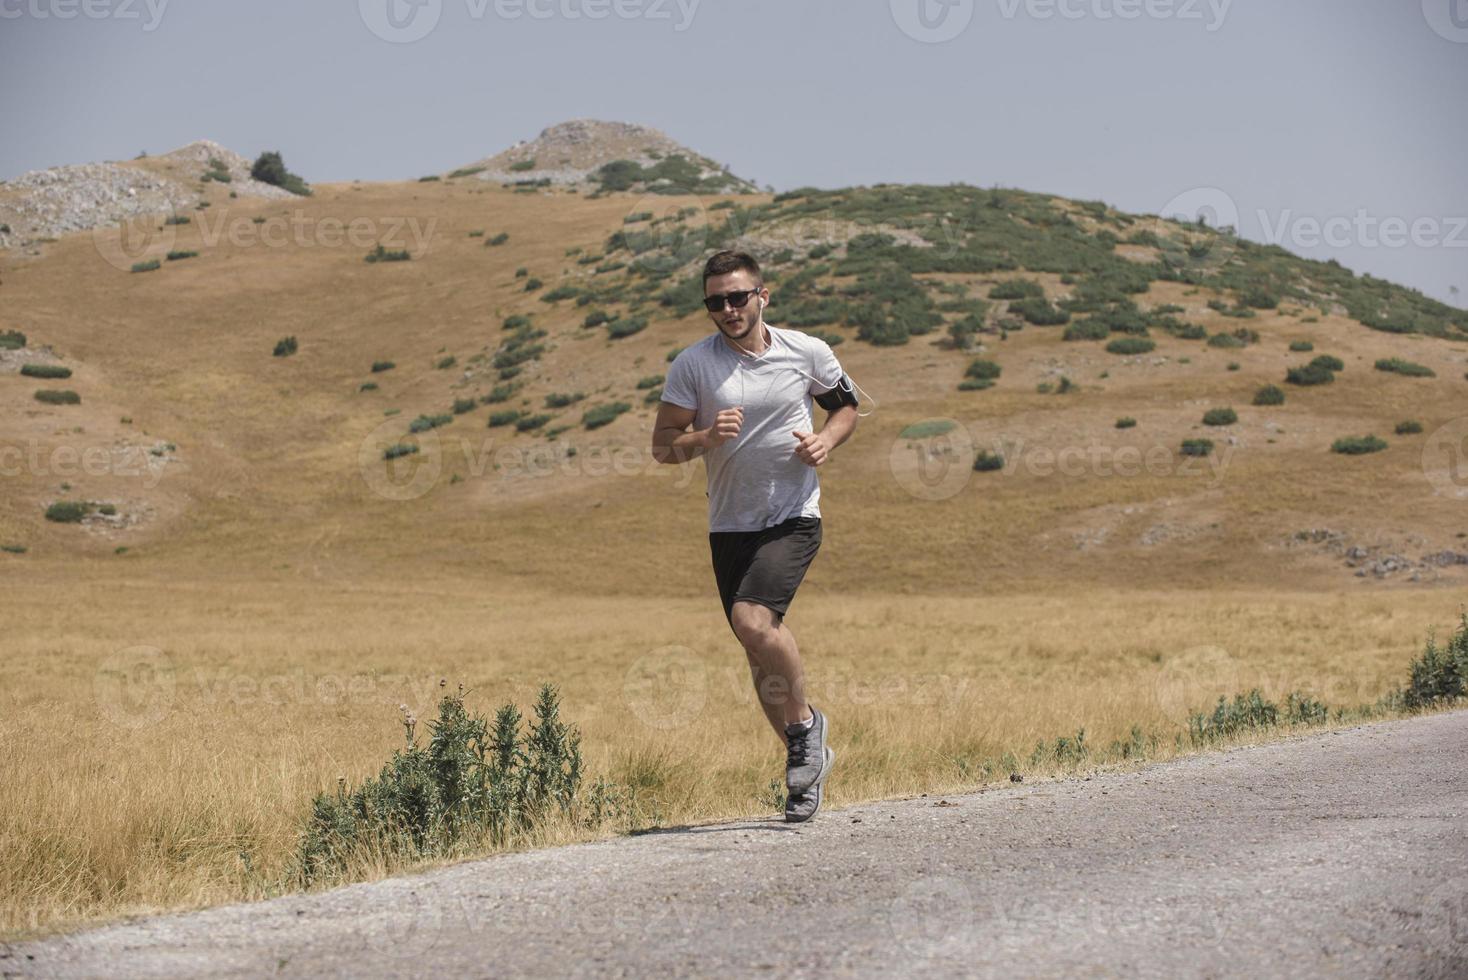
[3,0,1464,304]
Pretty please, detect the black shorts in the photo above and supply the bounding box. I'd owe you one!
[709,515,822,631]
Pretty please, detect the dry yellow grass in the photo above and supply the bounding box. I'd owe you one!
[2,177,1466,940]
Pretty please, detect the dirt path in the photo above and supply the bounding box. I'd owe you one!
[6,710,1466,979]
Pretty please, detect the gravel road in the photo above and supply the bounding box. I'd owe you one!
[5,709,1466,979]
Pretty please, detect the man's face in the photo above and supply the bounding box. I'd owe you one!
[704,269,767,343]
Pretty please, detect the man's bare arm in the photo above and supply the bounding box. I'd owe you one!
[652,401,707,464]
[818,404,858,451]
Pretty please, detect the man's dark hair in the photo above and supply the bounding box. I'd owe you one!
[703,250,762,289]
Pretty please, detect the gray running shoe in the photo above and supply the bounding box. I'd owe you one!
[784,705,829,794]
[785,746,835,823]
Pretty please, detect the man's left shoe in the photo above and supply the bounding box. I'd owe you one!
[785,746,835,823]
[784,705,829,794]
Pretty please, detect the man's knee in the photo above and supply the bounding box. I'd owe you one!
[730,600,780,648]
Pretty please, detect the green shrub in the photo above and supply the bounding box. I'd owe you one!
[541,285,580,303]
[1240,286,1279,309]
[666,347,684,363]
[1288,340,1314,352]
[1310,354,1345,372]
[1063,319,1110,342]
[20,363,71,379]
[1187,690,1278,744]
[1331,435,1387,455]
[291,683,619,885]
[636,374,665,390]
[606,316,648,339]
[383,443,418,460]
[1285,363,1334,386]
[409,413,453,433]
[1252,384,1285,406]
[365,244,410,263]
[972,451,1004,471]
[251,151,311,196]
[516,413,551,431]
[371,360,395,373]
[485,383,520,403]
[1375,357,1435,378]
[582,310,611,328]
[44,500,93,522]
[1009,297,1069,326]
[965,359,1001,381]
[436,355,457,370]
[988,279,1043,300]
[1206,332,1244,349]
[0,329,25,350]
[488,410,521,427]
[1105,337,1154,355]
[452,398,477,415]
[509,158,537,171]
[1202,407,1237,426]
[1115,417,1137,428]
[524,278,543,291]
[503,314,532,331]
[34,389,80,405]
[166,250,197,261]
[131,259,161,273]
[1,544,25,554]
[1180,438,1213,457]
[1395,420,1423,435]
[273,336,298,357]
[359,382,378,392]
[164,215,191,226]
[1401,614,1468,709]
[544,392,585,408]
[583,402,631,429]
[958,378,994,391]
[487,232,509,246]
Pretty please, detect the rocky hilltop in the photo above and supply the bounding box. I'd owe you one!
[0,139,297,250]
[449,118,759,193]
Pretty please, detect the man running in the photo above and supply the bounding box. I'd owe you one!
[652,249,859,822]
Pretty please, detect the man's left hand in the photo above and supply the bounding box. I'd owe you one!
[792,430,829,467]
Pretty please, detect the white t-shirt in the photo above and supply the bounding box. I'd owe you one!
[661,322,846,532]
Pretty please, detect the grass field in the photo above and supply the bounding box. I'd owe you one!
[2,173,1466,940]
[2,565,1462,939]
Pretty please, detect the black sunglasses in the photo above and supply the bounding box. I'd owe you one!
[703,287,763,313]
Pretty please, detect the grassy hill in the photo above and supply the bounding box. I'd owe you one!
[2,172,1465,594]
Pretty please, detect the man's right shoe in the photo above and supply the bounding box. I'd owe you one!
[785,746,835,823]
[784,705,829,795]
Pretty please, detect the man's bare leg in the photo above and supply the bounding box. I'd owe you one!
[730,600,811,742]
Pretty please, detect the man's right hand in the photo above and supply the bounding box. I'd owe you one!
[704,406,744,448]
